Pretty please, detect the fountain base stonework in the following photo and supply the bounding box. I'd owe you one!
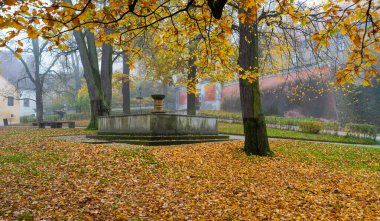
[98,113,218,135]
[87,114,229,146]
[87,95,229,145]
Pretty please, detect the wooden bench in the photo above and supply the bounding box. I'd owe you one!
[32,121,75,128]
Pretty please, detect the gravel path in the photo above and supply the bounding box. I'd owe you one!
[54,135,112,144]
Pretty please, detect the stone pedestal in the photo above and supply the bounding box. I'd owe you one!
[151,94,165,113]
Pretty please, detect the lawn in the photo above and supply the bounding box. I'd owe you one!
[219,122,377,145]
[0,127,379,220]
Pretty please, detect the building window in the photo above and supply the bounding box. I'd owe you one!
[7,96,14,106]
[24,98,29,107]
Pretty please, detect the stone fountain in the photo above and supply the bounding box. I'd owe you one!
[88,94,229,145]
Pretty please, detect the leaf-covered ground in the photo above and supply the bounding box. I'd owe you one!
[0,127,379,220]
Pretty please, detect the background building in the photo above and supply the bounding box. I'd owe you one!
[0,75,20,125]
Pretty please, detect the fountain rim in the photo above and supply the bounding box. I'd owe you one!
[98,113,218,119]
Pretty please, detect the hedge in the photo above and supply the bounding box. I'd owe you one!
[198,110,345,135]
[322,122,340,134]
[345,123,377,140]
[20,115,36,123]
[20,113,90,123]
[299,121,322,134]
[64,113,90,120]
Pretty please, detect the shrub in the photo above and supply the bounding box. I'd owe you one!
[345,123,377,139]
[322,122,340,134]
[43,114,60,121]
[20,115,36,123]
[64,113,90,120]
[198,110,242,121]
[198,110,324,131]
[299,121,322,134]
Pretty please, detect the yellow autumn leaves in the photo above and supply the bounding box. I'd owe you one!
[0,127,379,219]
[3,0,17,6]
[0,0,379,86]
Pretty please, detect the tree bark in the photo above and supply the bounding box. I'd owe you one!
[31,39,44,127]
[35,83,44,128]
[187,53,197,115]
[238,14,271,156]
[101,42,113,109]
[122,53,131,114]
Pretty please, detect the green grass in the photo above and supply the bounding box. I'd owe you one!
[219,122,377,145]
[0,153,29,164]
[272,141,380,171]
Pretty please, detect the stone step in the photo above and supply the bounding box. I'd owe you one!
[111,139,230,146]
[87,134,230,141]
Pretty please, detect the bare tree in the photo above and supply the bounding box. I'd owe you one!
[6,38,62,126]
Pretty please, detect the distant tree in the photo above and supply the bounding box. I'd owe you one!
[6,39,62,126]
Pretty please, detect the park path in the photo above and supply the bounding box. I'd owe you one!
[225,134,380,149]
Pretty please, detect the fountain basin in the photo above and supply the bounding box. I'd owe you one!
[98,113,218,135]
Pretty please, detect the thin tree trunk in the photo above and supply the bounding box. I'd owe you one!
[163,83,168,96]
[238,13,271,156]
[122,53,131,114]
[187,54,196,115]
[163,83,169,109]
[71,52,82,113]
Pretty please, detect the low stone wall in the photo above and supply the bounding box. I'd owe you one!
[98,114,218,135]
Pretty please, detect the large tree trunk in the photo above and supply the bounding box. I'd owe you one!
[73,30,107,129]
[101,42,113,109]
[122,53,131,114]
[187,54,197,115]
[238,14,271,156]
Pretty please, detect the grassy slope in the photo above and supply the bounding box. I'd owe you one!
[219,122,377,145]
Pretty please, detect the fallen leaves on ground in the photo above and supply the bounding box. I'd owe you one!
[0,127,379,220]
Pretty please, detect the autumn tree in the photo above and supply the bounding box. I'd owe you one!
[1,0,379,155]
[72,29,115,129]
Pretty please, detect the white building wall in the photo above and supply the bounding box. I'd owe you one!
[20,90,36,117]
[0,76,20,126]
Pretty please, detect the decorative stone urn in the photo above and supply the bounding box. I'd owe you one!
[151,94,166,113]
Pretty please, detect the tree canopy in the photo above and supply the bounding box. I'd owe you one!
[1,0,378,86]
